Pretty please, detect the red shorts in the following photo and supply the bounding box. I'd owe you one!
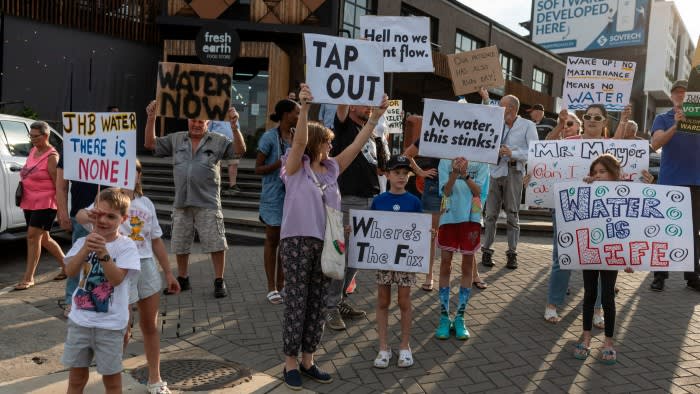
[436,222,481,255]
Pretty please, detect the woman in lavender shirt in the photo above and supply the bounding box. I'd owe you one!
[279,84,388,390]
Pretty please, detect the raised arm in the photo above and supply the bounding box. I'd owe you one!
[284,84,312,176]
[228,107,247,157]
[144,100,157,150]
[546,109,568,140]
[334,94,389,174]
[402,142,436,179]
[612,105,632,139]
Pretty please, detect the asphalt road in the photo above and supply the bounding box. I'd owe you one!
[0,232,72,290]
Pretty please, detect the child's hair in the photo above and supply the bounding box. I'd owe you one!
[304,121,335,160]
[269,99,299,123]
[589,154,621,180]
[133,159,143,198]
[96,188,131,215]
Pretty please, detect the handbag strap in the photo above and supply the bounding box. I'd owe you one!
[307,166,329,204]
[22,150,53,179]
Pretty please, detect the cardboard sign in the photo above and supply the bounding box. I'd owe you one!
[554,182,693,271]
[348,209,431,273]
[526,139,649,208]
[156,62,232,120]
[359,16,434,73]
[418,99,504,164]
[678,43,700,134]
[61,112,137,189]
[562,56,636,111]
[447,46,505,96]
[385,100,403,134]
[304,33,384,106]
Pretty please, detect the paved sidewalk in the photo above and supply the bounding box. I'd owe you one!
[2,234,700,393]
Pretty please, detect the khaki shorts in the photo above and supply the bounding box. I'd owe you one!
[61,319,126,375]
[221,159,241,166]
[129,257,163,304]
[171,207,227,254]
[376,270,417,287]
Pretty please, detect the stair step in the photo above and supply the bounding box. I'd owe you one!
[150,195,260,211]
[142,168,262,181]
[142,184,261,199]
[154,203,265,229]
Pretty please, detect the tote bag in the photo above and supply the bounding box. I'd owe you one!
[309,169,345,280]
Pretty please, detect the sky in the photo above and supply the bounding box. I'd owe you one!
[459,0,699,46]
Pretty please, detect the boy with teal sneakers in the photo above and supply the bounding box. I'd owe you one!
[434,157,489,340]
[370,155,423,369]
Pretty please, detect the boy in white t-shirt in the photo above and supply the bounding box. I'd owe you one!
[62,188,140,393]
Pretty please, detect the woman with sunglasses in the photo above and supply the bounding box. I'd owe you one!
[15,121,66,290]
[545,111,582,140]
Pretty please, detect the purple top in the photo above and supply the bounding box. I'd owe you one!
[280,153,341,240]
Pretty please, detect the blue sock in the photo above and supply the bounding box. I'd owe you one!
[457,287,471,316]
[439,287,450,316]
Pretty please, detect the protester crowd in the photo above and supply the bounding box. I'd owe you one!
[14,76,700,393]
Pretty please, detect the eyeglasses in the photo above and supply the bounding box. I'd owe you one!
[582,114,605,122]
[565,121,575,127]
[28,133,44,139]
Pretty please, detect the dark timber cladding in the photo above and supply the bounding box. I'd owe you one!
[0,0,161,43]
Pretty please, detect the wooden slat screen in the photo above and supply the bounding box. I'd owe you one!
[1,0,161,44]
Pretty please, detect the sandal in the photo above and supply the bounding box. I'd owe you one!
[146,380,172,394]
[398,347,414,368]
[266,290,283,304]
[544,307,560,324]
[53,271,68,281]
[573,342,591,360]
[14,281,34,291]
[472,281,487,290]
[593,313,605,329]
[373,348,392,369]
[600,347,617,365]
[421,280,434,292]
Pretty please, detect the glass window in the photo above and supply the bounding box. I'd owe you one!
[1,120,30,157]
[532,67,552,95]
[455,31,483,53]
[343,0,375,38]
[231,71,269,137]
[499,51,522,82]
[400,3,439,46]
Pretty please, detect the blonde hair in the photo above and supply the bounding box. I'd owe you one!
[96,188,131,215]
[304,121,335,160]
[133,159,143,198]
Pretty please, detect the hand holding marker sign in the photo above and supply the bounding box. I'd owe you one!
[304,33,384,106]
[62,112,137,190]
[359,15,434,73]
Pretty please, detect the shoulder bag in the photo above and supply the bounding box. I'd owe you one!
[308,167,346,280]
[15,151,52,207]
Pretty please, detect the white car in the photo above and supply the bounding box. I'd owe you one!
[0,114,62,239]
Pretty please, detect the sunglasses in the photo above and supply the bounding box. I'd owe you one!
[565,121,575,127]
[582,114,605,122]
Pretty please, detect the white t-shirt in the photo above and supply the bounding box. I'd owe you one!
[66,235,140,330]
[87,196,162,258]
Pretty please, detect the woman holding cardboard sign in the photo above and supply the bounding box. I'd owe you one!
[279,83,387,390]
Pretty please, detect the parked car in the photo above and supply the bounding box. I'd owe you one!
[0,114,62,239]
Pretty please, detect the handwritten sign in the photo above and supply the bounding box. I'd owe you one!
[304,33,384,106]
[554,182,693,271]
[447,46,505,96]
[562,56,636,111]
[62,112,137,189]
[359,16,434,73]
[156,62,232,120]
[418,99,504,163]
[526,140,649,208]
[679,43,700,134]
[385,100,403,134]
[348,209,431,273]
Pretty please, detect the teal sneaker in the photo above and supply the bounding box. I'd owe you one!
[435,315,451,339]
[453,316,470,340]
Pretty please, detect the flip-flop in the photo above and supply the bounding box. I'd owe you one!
[573,342,591,360]
[600,347,617,365]
[421,281,434,292]
[14,282,34,291]
[53,272,68,281]
[266,290,283,304]
[472,281,488,290]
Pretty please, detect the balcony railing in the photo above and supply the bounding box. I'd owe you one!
[1,0,161,44]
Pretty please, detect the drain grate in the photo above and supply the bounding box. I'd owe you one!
[131,359,252,391]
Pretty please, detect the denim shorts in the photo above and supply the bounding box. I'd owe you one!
[421,177,441,213]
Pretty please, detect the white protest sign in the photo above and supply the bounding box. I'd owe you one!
[554,182,693,271]
[385,99,403,134]
[348,209,431,273]
[418,99,504,164]
[359,15,434,73]
[563,56,636,112]
[62,112,137,189]
[304,33,384,106]
[526,139,648,208]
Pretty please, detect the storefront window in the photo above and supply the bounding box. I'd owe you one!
[232,70,269,136]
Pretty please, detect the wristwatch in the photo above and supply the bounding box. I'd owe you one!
[98,254,111,262]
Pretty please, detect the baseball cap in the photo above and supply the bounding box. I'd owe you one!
[386,155,412,171]
[671,80,688,92]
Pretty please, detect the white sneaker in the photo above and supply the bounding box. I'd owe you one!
[373,348,392,368]
[398,348,414,368]
[146,381,171,394]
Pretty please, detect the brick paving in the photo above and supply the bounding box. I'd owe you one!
[6,233,700,393]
